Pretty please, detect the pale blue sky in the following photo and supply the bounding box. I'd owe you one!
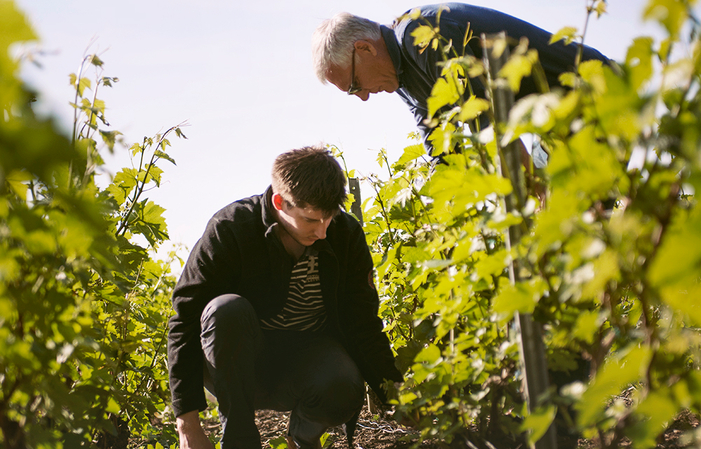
[15,0,688,258]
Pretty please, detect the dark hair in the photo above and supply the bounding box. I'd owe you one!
[271,146,347,214]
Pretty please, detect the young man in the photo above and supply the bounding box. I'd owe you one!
[167,146,403,449]
[312,3,609,152]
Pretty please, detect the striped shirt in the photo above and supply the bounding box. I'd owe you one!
[260,248,326,331]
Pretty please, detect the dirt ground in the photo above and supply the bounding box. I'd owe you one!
[248,408,701,449]
[251,408,441,449]
[196,403,700,449]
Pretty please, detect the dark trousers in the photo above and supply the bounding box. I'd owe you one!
[200,294,365,449]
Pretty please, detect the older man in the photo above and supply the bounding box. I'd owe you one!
[312,2,609,152]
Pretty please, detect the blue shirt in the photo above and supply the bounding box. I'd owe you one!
[382,3,610,149]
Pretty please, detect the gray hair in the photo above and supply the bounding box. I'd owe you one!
[311,12,382,83]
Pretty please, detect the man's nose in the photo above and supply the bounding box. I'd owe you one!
[314,221,330,240]
[355,91,370,101]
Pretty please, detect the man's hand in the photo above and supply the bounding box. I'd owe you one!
[176,410,215,449]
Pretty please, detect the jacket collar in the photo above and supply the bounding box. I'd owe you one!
[381,25,404,83]
[261,186,279,240]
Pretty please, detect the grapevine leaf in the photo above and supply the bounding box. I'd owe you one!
[549,26,578,45]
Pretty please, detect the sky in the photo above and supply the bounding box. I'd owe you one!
[13,0,695,262]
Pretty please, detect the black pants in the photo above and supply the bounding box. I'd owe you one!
[200,294,365,449]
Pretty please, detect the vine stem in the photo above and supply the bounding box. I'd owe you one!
[370,179,396,249]
[575,1,595,69]
[115,126,178,237]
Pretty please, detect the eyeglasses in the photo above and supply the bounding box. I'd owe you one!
[347,47,361,95]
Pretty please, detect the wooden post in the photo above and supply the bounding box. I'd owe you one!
[349,177,363,226]
[481,32,557,449]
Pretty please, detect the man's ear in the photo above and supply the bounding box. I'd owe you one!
[272,193,284,211]
[354,39,378,57]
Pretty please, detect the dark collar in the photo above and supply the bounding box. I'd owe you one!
[261,186,279,239]
[381,25,404,82]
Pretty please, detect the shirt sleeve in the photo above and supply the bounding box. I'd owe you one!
[167,216,240,417]
[338,221,403,400]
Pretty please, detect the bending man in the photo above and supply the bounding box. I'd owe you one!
[312,2,609,152]
[168,146,403,449]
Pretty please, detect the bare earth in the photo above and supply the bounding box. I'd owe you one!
[252,408,441,449]
[195,404,700,449]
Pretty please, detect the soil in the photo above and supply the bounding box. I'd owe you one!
[251,408,440,449]
[192,397,700,449]
[244,407,701,449]
[198,407,440,448]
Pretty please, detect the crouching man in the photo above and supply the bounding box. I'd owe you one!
[167,146,403,449]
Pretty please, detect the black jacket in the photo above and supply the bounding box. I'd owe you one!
[383,3,610,148]
[167,188,402,417]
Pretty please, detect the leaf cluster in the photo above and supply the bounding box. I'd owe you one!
[1,3,185,447]
[356,1,701,447]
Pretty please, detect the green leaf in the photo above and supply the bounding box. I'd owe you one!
[100,130,121,152]
[428,162,512,215]
[594,0,607,17]
[154,149,176,165]
[578,59,608,93]
[627,391,679,448]
[644,0,688,37]
[659,283,701,328]
[411,24,437,50]
[145,164,164,186]
[549,26,578,45]
[160,137,171,151]
[92,98,106,114]
[394,144,426,167]
[457,96,490,122]
[25,229,57,254]
[649,208,701,289]
[577,346,652,427]
[486,212,522,231]
[427,121,457,157]
[130,142,143,156]
[76,77,91,97]
[572,310,601,345]
[106,397,120,414]
[320,431,332,448]
[131,200,169,246]
[268,435,288,448]
[558,72,577,88]
[415,344,442,364]
[473,249,509,281]
[521,404,557,445]
[582,248,620,298]
[498,50,538,93]
[6,169,32,200]
[491,278,547,324]
[626,37,654,90]
[89,54,104,67]
[0,1,36,71]
[107,168,139,204]
[427,77,460,119]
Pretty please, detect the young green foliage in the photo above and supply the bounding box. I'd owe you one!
[357,1,701,447]
[1,3,185,446]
